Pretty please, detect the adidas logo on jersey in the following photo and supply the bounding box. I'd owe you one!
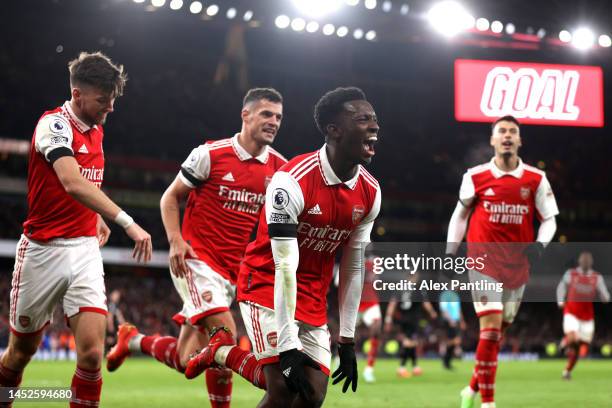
[307,204,323,215]
[484,188,495,196]
[222,172,235,182]
[78,144,89,154]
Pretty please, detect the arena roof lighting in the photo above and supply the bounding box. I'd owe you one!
[572,27,595,50]
[206,4,219,16]
[243,10,253,21]
[490,20,503,34]
[189,1,202,14]
[169,0,182,10]
[322,23,335,36]
[599,34,612,47]
[291,17,306,31]
[151,0,166,7]
[505,23,515,35]
[291,0,342,18]
[427,1,474,37]
[306,21,319,33]
[400,4,409,15]
[345,0,359,6]
[364,0,377,10]
[382,1,392,12]
[336,26,349,37]
[476,18,489,31]
[353,28,364,39]
[365,30,376,41]
[133,0,146,3]
[559,30,572,43]
[275,15,290,29]
[226,7,236,19]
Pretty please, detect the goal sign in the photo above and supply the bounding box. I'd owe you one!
[454,59,604,127]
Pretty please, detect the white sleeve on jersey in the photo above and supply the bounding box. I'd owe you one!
[34,114,73,162]
[596,274,610,303]
[536,216,557,246]
[178,144,211,188]
[272,237,302,353]
[556,270,571,305]
[535,174,559,220]
[446,201,471,254]
[458,171,476,207]
[265,171,305,225]
[337,187,381,339]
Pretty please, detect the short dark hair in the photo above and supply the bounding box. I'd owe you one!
[242,87,283,107]
[492,115,520,131]
[314,87,367,135]
[68,51,127,97]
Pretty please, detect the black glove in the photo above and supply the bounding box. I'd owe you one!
[332,342,358,393]
[279,349,320,401]
[523,242,544,266]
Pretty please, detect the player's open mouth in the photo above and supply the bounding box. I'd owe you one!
[262,128,276,136]
[502,141,513,148]
[363,137,377,156]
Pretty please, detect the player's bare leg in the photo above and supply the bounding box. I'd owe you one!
[0,331,43,406]
[563,331,580,380]
[70,311,106,407]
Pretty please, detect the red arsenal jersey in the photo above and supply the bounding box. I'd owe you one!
[237,146,381,327]
[559,268,610,320]
[459,158,559,288]
[23,102,105,241]
[179,135,287,283]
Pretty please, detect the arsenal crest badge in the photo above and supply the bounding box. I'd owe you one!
[352,205,365,224]
[520,187,530,200]
[19,315,31,328]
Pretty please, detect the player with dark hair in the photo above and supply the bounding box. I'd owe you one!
[106,87,286,407]
[446,115,559,408]
[557,251,610,380]
[1,51,152,408]
[186,86,381,407]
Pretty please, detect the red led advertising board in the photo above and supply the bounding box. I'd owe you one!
[455,59,604,127]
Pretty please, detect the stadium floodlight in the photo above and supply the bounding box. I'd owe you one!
[365,30,376,40]
[243,10,253,21]
[427,1,475,37]
[598,34,611,47]
[169,0,182,10]
[345,0,359,6]
[364,0,377,10]
[572,27,595,50]
[291,0,342,18]
[322,23,335,35]
[558,30,572,43]
[189,1,202,14]
[476,18,489,31]
[353,28,364,39]
[537,28,546,38]
[291,18,306,31]
[505,22,515,34]
[133,0,146,3]
[206,4,219,16]
[491,20,503,33]
[382,1,392,12]
[151,0,166,7]
[400,4,409,15]
[226,7,236,19]
[336,26,349,37]
[275,15,290,29]
[306,21,320,33]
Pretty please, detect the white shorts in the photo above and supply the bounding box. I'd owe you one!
[469,269,525,323]
[10,235,107,336]
[360,304,382,328]
[239,301,331,375]
[563,313,594,343]
[171,259,235,326]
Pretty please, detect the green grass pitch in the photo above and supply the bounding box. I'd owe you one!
[17,358,612,407]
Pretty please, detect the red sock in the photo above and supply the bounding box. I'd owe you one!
[367,337,379,367]
[206,368,232,407]
[142,336,184,373]
[70,366,102,408]
[224,346,266,389]
[475,328,501,403]
[566,343,579,372]
[469,369,479,392]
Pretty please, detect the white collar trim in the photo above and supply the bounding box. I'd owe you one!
[232,134,268,163]
[62,101,95,133]
[489,157,524,179]
[318,144,359,189]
